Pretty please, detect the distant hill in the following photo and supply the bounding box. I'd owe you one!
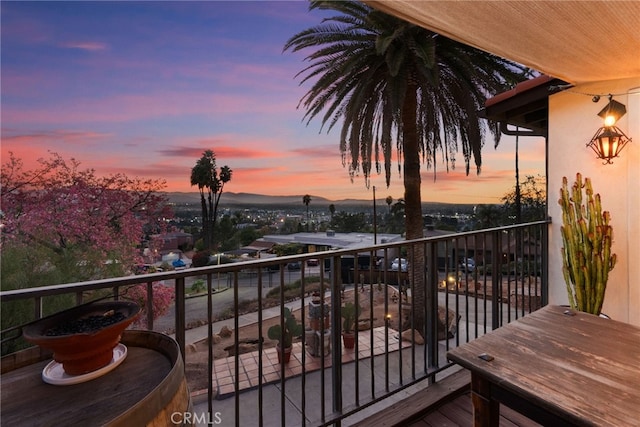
[165,192,330,206]
[164,192,475,211]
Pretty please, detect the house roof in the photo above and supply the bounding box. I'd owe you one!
[481,74,568,136]
[364,1,640,85]
[261,232,403,250]
[243,240,276,251]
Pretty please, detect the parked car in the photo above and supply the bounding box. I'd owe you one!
[287,261,301,271]
[390,258,408,272]
[459,258,475,272]
[306,259,319,267]
[172,259,187,269]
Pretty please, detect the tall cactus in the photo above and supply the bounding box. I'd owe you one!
[559,173,617,315]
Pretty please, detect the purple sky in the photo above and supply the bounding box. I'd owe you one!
[1,1,545,204]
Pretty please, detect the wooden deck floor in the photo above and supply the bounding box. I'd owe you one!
[408,392,542,427]
[351,370,541,427]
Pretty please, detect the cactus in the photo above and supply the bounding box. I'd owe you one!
[341,302,362,333]
[559,173,617,315]
[267,307,302,348]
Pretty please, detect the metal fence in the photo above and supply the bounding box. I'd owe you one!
[1,220,549,426]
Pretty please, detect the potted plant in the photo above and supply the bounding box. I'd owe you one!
[22,301,140,376]
[341,302,361,349]
[267,307,302,363]
[559,173,617,316]
[308,299,330,331]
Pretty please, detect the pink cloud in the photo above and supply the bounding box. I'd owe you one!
[158,145,279,160]
[59,41,109,51]
[2,140,524,204]
[1,129,112,147]
[290,145,339,159]
[2,90,301,126]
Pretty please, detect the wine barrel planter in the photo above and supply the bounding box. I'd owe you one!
[1,330,192,426]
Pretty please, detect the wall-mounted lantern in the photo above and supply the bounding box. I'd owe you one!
[587,96,631,164]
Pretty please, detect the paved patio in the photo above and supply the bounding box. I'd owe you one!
[212,327,409,398]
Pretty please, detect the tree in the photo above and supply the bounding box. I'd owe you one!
[502,175,546,223]
[330,211,369,233]
[215,214,237,251]
[329,203,336,222]
[473,204,504,229]
[285,0,526,332]
[385,196,393,213]
[190,150,232,251]
[1,152,171,280]
[1,152,173,348]
[302,194,312,231]
[385,199,406,234]
[272,243,304,257]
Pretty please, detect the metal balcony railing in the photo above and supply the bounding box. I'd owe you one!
[1,220,549,426]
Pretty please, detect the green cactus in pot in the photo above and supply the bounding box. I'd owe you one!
[559,173,617,315]
[341,302,362,334]
[267,307,302,349]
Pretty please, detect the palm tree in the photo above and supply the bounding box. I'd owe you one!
[285,0,527,332]
[329,203,336,223]
[303,194,312,231]
[385,196,393,213]
[190,150,232,251]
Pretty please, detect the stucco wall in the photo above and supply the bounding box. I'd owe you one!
[548,77,640,325]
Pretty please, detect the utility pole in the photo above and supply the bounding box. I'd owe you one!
[373,186,377,244]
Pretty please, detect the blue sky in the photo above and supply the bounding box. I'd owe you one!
[1,1,545,204]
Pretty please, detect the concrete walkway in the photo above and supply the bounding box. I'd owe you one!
[177,295,310,348]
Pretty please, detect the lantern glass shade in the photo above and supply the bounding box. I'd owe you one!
[587,126,631,164]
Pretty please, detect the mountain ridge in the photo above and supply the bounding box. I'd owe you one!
[165,191,473,209]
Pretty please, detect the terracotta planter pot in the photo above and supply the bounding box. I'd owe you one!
[23,301,140,375]
[309,315,330,331]
[276,345,292,364]
[342,332,356,349]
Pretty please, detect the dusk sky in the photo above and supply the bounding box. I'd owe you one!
[1,1,546,204]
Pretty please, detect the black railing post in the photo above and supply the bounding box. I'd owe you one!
[330,254,343,417]
[491,230,501,330]
[34,297,42,320]
[207,273,214,421]
[146,281,154,330]
[426,240,439,377]
[541,219,550,307]
[175,277,186,359]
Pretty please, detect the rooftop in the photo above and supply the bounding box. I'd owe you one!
[261,231,403,250]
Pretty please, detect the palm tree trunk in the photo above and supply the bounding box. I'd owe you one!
[401,83,426,334]
[402,88,423,242]
[200,193,210,251]
[208,192,215,250]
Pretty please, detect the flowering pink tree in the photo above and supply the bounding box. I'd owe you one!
[1,152,178,336]
[1,152,172,281]
[124,283,175,328]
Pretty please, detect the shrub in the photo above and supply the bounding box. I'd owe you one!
[123,283,175,328]
[190,279,206,294]
[191,251,211,267]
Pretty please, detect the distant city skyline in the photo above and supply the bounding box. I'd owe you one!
[1,1,545,204]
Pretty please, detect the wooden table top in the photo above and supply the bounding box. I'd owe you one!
[1,343,172,426]
[447,305,640,426]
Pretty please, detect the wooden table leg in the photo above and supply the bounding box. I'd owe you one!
[471,372,499,427]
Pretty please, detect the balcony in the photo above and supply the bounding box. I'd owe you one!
[1,221,548,426]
